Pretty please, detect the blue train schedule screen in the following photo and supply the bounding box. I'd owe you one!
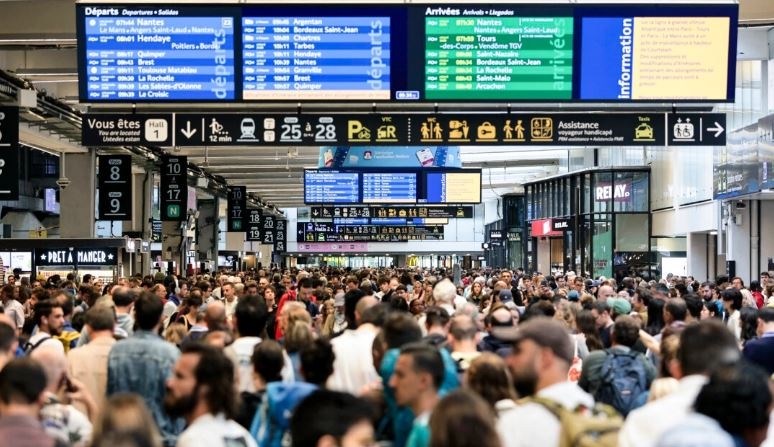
[304,171,360,204]
[242,17,390,100]
[82,8,235,101]
[363,173,416,204]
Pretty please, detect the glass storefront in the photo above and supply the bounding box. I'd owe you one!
[523,167,651,281]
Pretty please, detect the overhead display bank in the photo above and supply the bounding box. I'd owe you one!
[76,4,737,103]
[304,169,481,205]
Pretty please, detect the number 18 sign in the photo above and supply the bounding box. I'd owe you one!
[98,155,132,220]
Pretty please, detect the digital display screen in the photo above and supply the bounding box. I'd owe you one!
[77,4,737,103]
[79,6,235,101]
[425,16,573,100]
[304,170,360,204]
[242,16,390,100]
[362,172,416,204]
[425,171,482,204]
[306,169,480,205]
[580,16,731,100]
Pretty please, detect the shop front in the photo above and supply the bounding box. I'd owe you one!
[524,168,651,281]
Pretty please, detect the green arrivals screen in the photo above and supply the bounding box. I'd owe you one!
[425,17,573,100]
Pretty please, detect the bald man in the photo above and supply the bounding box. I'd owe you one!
[328,296,381,394]
[205,300,228,331]
[31,346,95,446]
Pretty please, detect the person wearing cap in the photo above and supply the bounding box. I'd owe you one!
[478,306,517,358]
[494,318,596,447]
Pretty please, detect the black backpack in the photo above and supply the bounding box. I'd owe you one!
[23,335,52,355]
[594,350,649,416]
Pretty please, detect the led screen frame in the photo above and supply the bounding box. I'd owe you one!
[77,3,738,103]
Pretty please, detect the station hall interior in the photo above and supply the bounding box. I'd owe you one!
[0,0,770,285]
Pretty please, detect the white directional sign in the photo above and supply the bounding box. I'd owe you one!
[667,113,726,146]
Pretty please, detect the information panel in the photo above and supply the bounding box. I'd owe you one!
[79,5,235,101]
[425,171,481,204]
[77,4,737,103]
[425,16,573,100]
[227,186,246,232]
[242,16,390,100]
[97,155,132,220]
[246,209,262,241]
[0,108,19,201]
[362,173,416,204]
[262,215,276,245]
[311,205,473,219]
[580,15,731,101]
[304,171,359,204]
[274,219,287,253]
[160,156,187,221]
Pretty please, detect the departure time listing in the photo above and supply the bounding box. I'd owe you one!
[83,8,235,101]
[425,13,573,100]
[242,17,391,100]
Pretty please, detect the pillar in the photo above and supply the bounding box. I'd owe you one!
[59,151,96,238]
[122,167,153,276]
[196,198,219,266]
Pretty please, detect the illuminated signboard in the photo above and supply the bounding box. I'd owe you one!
[424,171,482,204]
[77,4,737,103]
[305,169,481,205]
[579,14,732,100]
[362,172,417,204]
[425,16,573,100]
[241,16,390,100]
[304,170,360,204]
[78,6,235,101]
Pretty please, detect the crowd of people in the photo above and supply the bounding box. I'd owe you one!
[0,266,772,447]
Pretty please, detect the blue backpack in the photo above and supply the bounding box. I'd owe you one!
[250,382,317,447]
[595,350,649,416]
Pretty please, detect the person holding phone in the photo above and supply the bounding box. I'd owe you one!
[31,345,97,447]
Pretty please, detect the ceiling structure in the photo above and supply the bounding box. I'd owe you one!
[0,0,768,210]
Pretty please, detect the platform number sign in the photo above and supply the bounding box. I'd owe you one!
[98,154,132,220]
[274,219,287,253]
[160,156,187,221]
[262,215,275,244]
[227,186,246,232]
[0,108,19,201]
[246,209,262,241]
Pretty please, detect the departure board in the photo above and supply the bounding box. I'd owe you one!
[425,171,482,204]
[242,17,391,100]
[425,16,573,100]
[77,4,737,103]
[80,6,235,101]
[362,173,417,204]
[304,171,360,204]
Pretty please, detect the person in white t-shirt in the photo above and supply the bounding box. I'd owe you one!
[27,299,65,354]
[327,295,381,394]
[164,343,257,447]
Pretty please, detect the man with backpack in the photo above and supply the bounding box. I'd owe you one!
[26,300,66,354]
[578,315,656,416]
[494,317,622,447]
